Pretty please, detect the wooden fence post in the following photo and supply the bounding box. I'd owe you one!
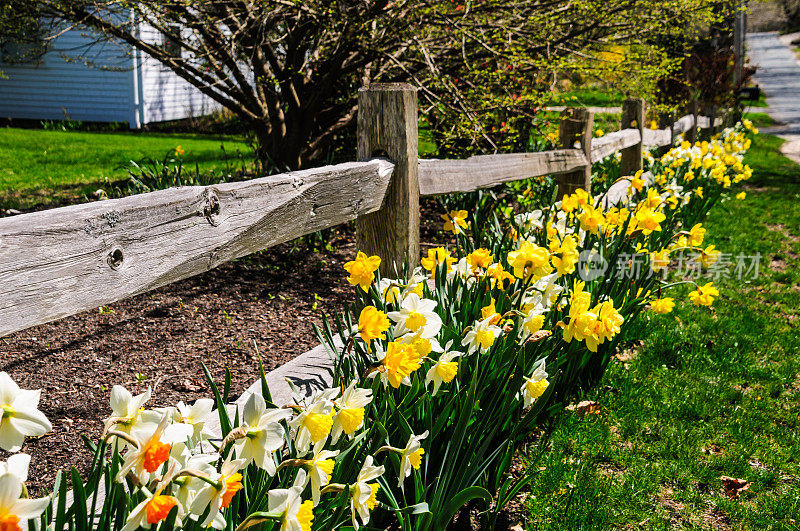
[557,108,593,198]
[355,83,420,276]
[620,98,644,176]
[686,100,699,143]
[657,110,675,156]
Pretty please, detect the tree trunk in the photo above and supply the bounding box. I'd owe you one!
[250,119,304,174]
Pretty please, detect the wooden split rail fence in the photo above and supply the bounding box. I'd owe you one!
[0,85,721,338]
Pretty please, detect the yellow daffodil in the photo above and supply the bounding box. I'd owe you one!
[650,298,675,314]
[358,306,390,351]
[420,247,456,277]
[441,210,469,234]
[344,252,381,292]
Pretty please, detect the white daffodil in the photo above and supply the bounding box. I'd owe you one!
[446,257,476,287]
[425,342,462,395]
[350,456,384,530]
[104,385,156,435]
[398,431,428,486]
[175,398,214,440]
[289,397,334,455]
[377,278,403,305]
[0,473,50,529]
[121,468,183,531]
[189,457,246,529]
[0,372,52,452]
[267,469,314,531]
[532,273,563,307]
[514,209,544,233]
[234,394,292,475]
[116,412,193,482]
[397,330,443,360]
[461,317,502,355]
[520,361,549,409]
[521,305,547,339]
[405,269,429,292]
[330,383,372,444]
[0,454,30,485]
[387,293,442,339]
[304,439,339,504]
[172,454,217,513]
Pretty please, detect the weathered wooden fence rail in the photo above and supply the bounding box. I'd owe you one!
[0,84,720,338]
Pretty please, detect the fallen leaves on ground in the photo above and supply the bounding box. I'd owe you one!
[719,476,749,499]
[566,400,601,417]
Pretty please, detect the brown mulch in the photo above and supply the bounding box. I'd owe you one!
[0,197,448,494]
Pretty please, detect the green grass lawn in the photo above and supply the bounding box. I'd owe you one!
[743,112,776,129]
[521,133,800,529]
[0,127,252,210]
[556,88,627,107]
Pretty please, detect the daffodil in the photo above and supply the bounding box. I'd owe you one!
[122,473,183,531]
[634,206,666,235]
[289,397,334,454]
[650,298,675,314]
[699,245,721,267]
[420,247,456,277]
[304,439,339,504]
[267,469,314,531]
[578,205,604,234]
[441,209,469,234]
[0,473,50,531]
[689,282,719,307]
[687,223,706,246]
[235,393,293,474]
[344,252,381,292]
[0,372,52,452]
[0,454,29,486]
[169,398,214,441]
[466,248,494,271]
[331,382,372,443]
[486,262,514,288]
[461,317,502,354]
[387,293,442,339]
[104,385,155,435]
[425,342,462,395]
[189,457,246,529]
[398,431,428,486]
[520,362,549,408]
[350,456,384,529]
[358,306,390,351]
[374,340,422,388]
[507,240,552,280]
[650,249,670,272]
[551,234,580,275]
[115,412,193,482]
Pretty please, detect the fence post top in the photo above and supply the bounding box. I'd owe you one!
[360,83,418,93]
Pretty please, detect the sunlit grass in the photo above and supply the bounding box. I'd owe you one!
[522,133,800,529]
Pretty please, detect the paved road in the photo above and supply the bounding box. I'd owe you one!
[747,31,800,162]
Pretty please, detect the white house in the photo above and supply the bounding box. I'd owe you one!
[0,21,220,128]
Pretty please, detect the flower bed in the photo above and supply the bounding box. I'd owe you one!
[0,121,757,531]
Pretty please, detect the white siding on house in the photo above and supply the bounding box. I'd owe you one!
[0,28,135,124]
[137,24,220,124]
[0,20,221,127]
